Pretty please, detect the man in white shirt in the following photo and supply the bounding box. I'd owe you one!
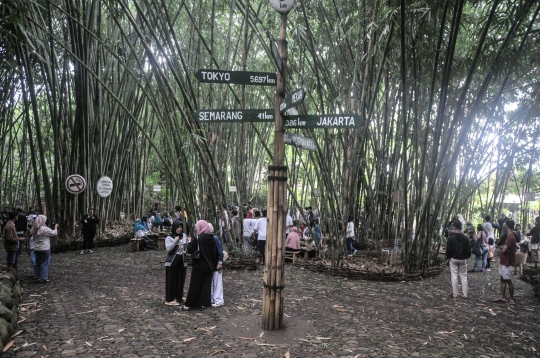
[253,211,267,264]
[242,216,255,254]
[286,211,293,235]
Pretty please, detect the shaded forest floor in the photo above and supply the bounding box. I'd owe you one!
[5,245,540,357]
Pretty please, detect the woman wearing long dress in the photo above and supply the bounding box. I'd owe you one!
[181,220,218,311]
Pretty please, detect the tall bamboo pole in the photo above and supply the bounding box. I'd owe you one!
[263,8,288,331]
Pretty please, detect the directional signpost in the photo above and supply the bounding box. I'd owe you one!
[284,132,316,151]
[284,114,362,128]
[194,109,274,123]
[195,70,277,86]
[279,88,305,113]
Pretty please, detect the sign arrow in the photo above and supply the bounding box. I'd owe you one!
[195,69,277,86]
[280,88,305,113]
[284,114,363,128]
[284,132,316,151]
[194,109,275,123]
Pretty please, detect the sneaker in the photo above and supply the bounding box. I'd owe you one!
[353,249,357,256]
[487,268,491,272]
[88,250,94,254]
[165,301,180,306]
[348,254,352,257]
[211,302,223,308]
[80,251,85,255]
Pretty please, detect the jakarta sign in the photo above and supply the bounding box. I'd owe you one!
[269,0,295,13]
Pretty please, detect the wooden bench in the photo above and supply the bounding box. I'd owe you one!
[131,238,143,252]
[285,251,300,264]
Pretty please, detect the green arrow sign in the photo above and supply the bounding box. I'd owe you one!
[195,69,277,86]
[279,88,305,113]
[284,114,362,128]
[284,132,316,151]
[194,109,275,123]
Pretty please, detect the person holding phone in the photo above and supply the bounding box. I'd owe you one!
[30,215,57,283]
[80,207,100,255]
[164,220,188,306]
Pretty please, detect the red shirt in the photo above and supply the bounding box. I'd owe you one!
[500,233,517,267]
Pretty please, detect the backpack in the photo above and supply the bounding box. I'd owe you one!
[533,229,540,244]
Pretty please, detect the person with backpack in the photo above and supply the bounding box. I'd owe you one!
[446,219,471,299]
[470,224,488,272]
[528,217,540,263]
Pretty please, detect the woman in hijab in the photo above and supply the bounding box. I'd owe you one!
[181,220,218,311]
[164,220,188,306]
[30,215,58,283]
[285,227,301,252]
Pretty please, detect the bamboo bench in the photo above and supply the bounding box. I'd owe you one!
[285,251,300,264]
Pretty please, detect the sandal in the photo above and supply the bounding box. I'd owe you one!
[508,299,516,305]
[180,305,191,311]
[494,298,506,303]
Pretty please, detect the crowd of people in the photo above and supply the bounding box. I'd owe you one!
[445,213,540,304]
[0,206,62,283]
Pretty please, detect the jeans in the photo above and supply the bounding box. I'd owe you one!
[34,249,51,280]
[472,246,488,271]
[346,237,355,255]
[243,236,251,254]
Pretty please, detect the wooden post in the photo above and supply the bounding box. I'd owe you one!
[263,12,288,331]
[71,195,77,238]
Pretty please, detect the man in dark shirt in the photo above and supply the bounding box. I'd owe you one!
[497,220,517,304]
[80,207,100,255]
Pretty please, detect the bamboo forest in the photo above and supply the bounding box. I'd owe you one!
[1,0,540,352]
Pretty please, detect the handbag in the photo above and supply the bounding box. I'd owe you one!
[191,237,200,260]
[250,232,258,247]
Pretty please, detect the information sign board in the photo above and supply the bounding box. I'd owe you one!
[96,176,113,198]
[153,185,162,192]
[195,70,277,86]
[229,186,237,192]
[524,192,537,201]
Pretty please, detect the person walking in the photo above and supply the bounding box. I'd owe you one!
[253,211,267,264]
[31,215,58,283]
[346,215,356,256]
[80,207,100,254]
[164,220,188,306]
[496,220,518,304]
[470,224,488,272]
[446,220,471,299]
[181,220,218,311]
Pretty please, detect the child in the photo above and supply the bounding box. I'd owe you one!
[486,237,495,272]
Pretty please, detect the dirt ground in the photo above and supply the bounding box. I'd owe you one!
[4,244,540,357]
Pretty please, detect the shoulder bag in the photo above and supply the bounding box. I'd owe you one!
[191,237,200,260]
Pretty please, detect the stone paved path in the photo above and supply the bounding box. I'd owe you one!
[5,245,540,357]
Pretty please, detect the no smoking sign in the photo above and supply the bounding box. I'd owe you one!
[65,174,87,195]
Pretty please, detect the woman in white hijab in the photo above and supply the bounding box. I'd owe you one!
[30,215,58,283]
